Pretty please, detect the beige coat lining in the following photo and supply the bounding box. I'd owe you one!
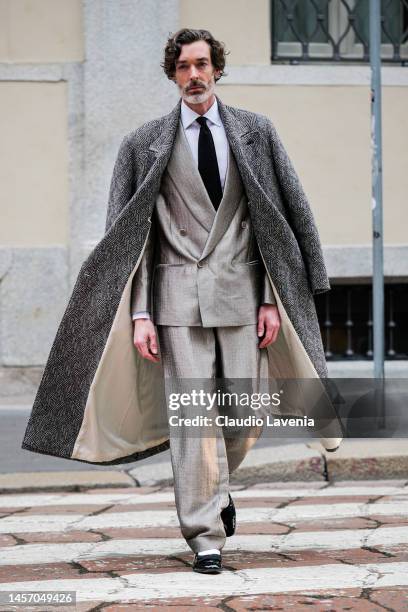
[72,229,341,462]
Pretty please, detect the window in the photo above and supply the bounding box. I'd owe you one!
[271,0,408,63]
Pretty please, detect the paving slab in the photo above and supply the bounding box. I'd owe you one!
[0,480,407,607]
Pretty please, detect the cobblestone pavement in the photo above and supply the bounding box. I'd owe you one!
[0,480,407,610]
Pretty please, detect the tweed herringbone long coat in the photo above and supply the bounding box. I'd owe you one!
[22,94,339,465]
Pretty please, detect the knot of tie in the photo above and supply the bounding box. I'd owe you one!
[196,116,208,128]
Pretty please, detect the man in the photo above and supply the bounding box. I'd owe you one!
[21,28,342,577]
[130,28,281,574]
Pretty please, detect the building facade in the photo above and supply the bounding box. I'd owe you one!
[0,0,407,400]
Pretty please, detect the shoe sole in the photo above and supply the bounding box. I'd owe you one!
[193,566,222,574]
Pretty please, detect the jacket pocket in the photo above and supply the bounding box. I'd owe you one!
[232,260,261,266]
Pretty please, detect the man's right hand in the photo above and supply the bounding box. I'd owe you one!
[133,319,160,363]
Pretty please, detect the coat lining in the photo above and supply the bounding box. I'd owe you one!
[71,215,341,463]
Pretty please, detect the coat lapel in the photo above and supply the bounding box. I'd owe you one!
[132,99,182,209]
[215,94,268,207]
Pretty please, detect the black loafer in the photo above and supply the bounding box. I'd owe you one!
[192,553,222,574]
[221,493,236,537]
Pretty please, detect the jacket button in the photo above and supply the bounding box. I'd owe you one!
[197,261,204,268]
[179,228,187,236]
[241,220,247,229]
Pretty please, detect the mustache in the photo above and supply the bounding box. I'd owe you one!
[186,82,207,92]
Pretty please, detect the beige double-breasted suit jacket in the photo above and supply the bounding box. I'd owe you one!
[130,120,276,326]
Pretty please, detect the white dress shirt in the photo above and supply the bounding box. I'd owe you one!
[132,96,229,321]
[180,96,229,190]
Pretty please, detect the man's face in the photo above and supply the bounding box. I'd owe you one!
[174,40,220,104]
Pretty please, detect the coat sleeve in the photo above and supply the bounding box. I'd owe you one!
[104,134,135,235]
[265,118,331,296]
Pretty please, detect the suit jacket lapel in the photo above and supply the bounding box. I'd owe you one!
[199,145,244,261]
[166,120,245,260]
[166,121,216,233]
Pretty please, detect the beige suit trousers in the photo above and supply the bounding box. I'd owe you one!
[156,323,269,553]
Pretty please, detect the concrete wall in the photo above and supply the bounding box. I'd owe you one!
[0,0,84,372]
[0,81,69,246]
[0,0,84,62]
[180,0,271,64]
[0,0,407,375]
[0,0,179,374]
[216,84,408,246]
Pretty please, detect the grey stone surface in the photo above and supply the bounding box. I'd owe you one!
[309,439,408,481]
[0,63,77,81]
[330,478,407,487]
[65,61,86,286]
[0,367,42,401]
[0,249,12,363]
[323,245,408,280]
[229,443,326,484]
[222,64,408,86]
[0,247,68,365]
[249,480,327,489]
[129,460,174,487]
[0,248,12,280]
[327,360,408,378]
[128,443,326,486]
[0,470,136,493]
[128,439,408,487]
[2,406,136,474]
[78,0,179,251]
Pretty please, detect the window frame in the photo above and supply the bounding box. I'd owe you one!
[272,0,408,63]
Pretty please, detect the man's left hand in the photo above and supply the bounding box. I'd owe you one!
[257,304,281,348]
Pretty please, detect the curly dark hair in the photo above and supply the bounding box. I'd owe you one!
[161,28,229,82]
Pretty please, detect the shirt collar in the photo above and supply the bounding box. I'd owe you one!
[181,96,222,129]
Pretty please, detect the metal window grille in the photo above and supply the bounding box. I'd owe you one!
[314,283,408,360]
[271,0,408,64]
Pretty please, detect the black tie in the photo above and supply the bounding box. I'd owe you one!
[196,116,223,210]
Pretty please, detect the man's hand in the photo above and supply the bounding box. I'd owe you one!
[133,319,160,363]
[257,304,281,348]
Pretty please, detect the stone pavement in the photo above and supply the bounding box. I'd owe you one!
[0,480,407,609]
[127,439,408,486]
[4,439,408,494]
